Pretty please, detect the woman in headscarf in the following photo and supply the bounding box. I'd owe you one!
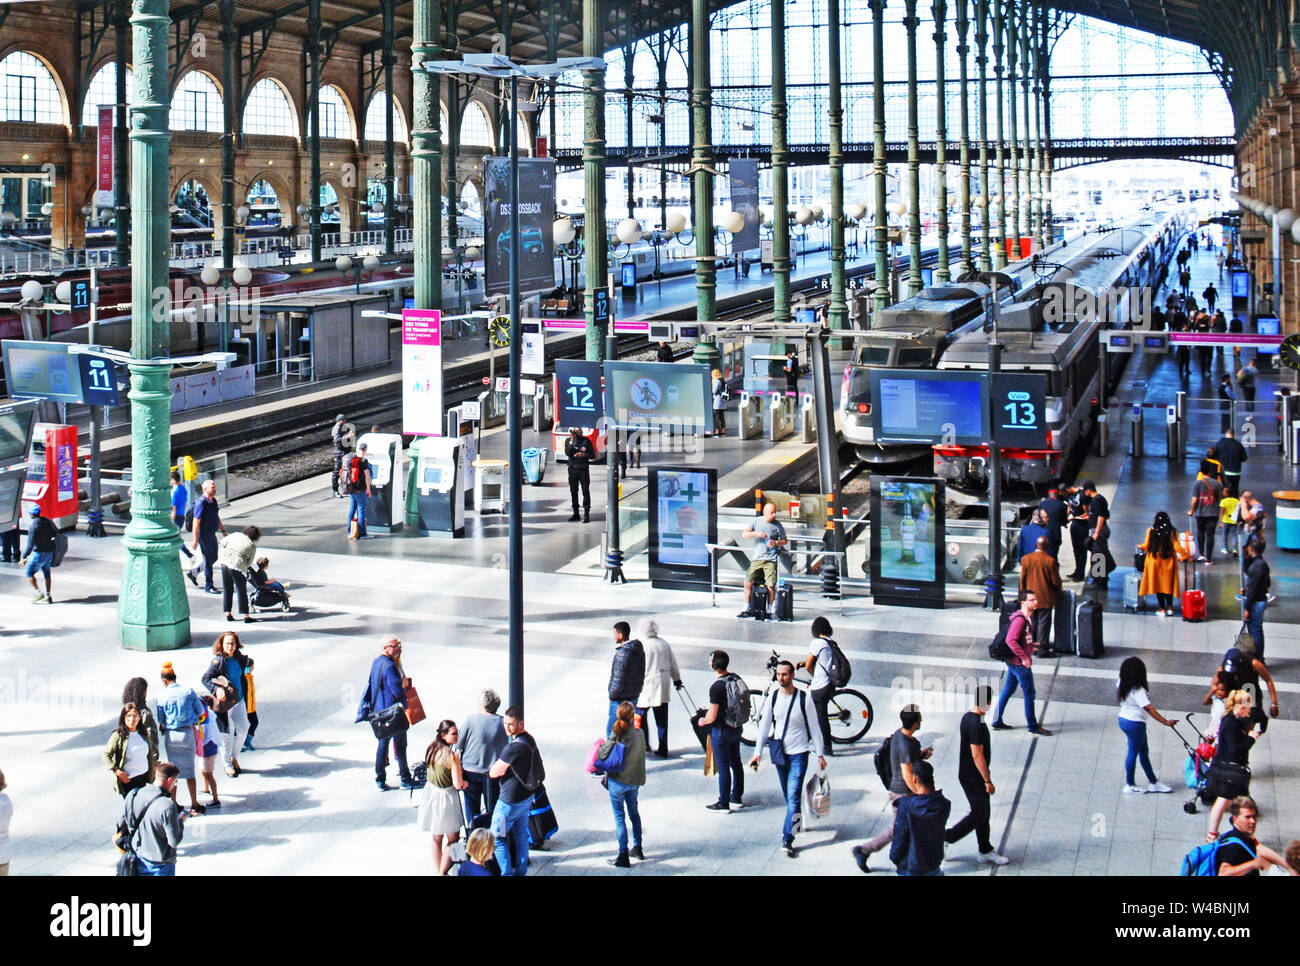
[1137,510,1191,617]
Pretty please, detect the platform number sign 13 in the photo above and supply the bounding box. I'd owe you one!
[556,359,604,428]
[990,372,1047,449]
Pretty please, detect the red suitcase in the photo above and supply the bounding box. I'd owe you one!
[1181,589,1207,622]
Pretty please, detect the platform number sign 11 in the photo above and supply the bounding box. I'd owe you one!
[990,372,1047,449]
[556,359,604,428]
[76,353,122,407]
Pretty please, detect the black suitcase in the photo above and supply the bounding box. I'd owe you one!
[1076,599,1104,658]
[1054,589,1076,654]
[677,686,711,751]
[527,785,558,849]
[749,583,771,620]
[774,583,794,621]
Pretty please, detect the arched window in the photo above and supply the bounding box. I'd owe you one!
[2,51,64,124]
[459,181,482,224]
[82,62,132,127]
[515,114,531,155]
[364,91,408,144]
[243,78,296,136]
[245,178,281,227]
[460,101,494,148]
[173,180,213,228]
[171,71,222,132]
[307,85,352,140]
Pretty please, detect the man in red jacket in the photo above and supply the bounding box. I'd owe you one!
[991,592,1053,736]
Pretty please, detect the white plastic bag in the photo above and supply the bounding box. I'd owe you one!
[804,768,831,821]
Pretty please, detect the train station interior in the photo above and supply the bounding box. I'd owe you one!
[1,0,1299,892]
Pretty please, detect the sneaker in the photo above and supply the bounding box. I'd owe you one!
[1027,726,1053,736]
[783,839,797,858]
[852,845,872,874]
[609,852,631,868]
[399,778,420,791]
[630,845,645,861]
[1124,784,1147,794]
[991,722,1012,731]
[204,587,220,595]
[31,592,45,603]
[729,799,744,810]
[705,801,730,812]
[186,569,198,587]
[736,610,752,619]
[376,781,392,791]
[567,513,580,521]
[1156,610,1167,618]
[42,594,52,604]
[977,850,1010,866]
[241,738,254,752]
[1147,782,1173,794]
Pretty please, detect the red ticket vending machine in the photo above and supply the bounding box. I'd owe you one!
[22,423,79,531]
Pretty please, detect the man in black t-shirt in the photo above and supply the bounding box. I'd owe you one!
[697,650,744,812]
[488,707,540,876]
[945,685,1008,865]
[1082,481,1114,584]
[1214,796,1295,876]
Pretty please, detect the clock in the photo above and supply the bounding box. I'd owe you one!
[1281,332,1300,371]
[488,315,511,347]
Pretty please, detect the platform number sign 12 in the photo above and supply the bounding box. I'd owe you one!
[990,372,1047,449]
[556,359,604,428]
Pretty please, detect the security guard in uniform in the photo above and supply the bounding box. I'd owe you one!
[565,427,596,523]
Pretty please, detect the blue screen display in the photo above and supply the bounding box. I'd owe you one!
[877,375,985,441]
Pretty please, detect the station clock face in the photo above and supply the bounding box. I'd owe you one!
[488,315,511,347]
[1281,332,1300,371]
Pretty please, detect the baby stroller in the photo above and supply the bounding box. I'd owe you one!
[247,568,291,613]
[1172,712,1216,814]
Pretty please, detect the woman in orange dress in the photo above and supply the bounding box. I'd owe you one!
[1137,511,1192,616]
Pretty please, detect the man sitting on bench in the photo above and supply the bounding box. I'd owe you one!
[739,502,787,619]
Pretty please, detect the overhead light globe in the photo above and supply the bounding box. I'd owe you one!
[891,200,909,217]
[441,246,454,258]
[722,210,745,234]
[616,218,643,245]
[200,265,221,286]
[1291,220,1300,244]
[296,204,310,218]
[795,206,814,226]
[665,212,687,234]
[81,204,94,217]
[1,212,17,227]
[1262,204,1278,219]
[362,254,380,272]
[41,202,54,217]
[335,255,353,272]
[847,202,868,221]
[232,266,253,286]
[54,280,72,303]
[21,280,44,302]
[465,246,481,260]
[553,217,576,245]
[236,204,250,221]
[1276,208,1296,231]
[811,205,825,222]
[371,202,384,215]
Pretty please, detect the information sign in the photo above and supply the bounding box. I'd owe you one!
[990,372,1047,448]
[648,466,717,592]
[556,359,604,428]
[401,308,443,436]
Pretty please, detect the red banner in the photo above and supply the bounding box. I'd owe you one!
[97,105,114,193]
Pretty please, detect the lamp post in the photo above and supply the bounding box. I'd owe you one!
[334,253,381,294]
[426,53,604,715]
[200,262,253,353]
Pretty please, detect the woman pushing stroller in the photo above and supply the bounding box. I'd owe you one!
[248,556,291,611]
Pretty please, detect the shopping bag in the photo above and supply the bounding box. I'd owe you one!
[404,680,426,727]
[703,734,716,777]
[804,769,831,820]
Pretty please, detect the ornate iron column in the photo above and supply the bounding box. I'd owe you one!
[933,0,950,282]
[308,0,323,262]
[118,0,190,650]
[828,0,848,330]
[383,0,397,255]
[975,0,991,271]
[113,1,129,268]
[583,0,609,361]
[1020,4,1032,244]
[871,0,890,312]
[1034,7,1048,249]
[220,0,237,271]
[690,0,719,367]
[412,0,443,308]
[625,37,635,220]
[1005,0,1019,262]
[956,0,973,276]
[772,0,791,325]
[992,0,1007,268]
[904,0,923,296]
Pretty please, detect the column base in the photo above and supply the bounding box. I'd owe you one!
[691,338,720,370]
[118,531,192,651]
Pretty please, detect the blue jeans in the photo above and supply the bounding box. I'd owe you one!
[348,493,367,535]
[773,751,808,844]
[607,700,621,737]
[375,730,410,784]
[135,857,175,876]
[607,777,643,853]
[896,868,943,876]
[491,796,532,876]
[197,531,219,589]
[1119,717,1157,786]
[994,664,1038,729]
[461,770,499,826]
[1246,600,1266,662]
[24,550,53,580]
[711,728,745,805]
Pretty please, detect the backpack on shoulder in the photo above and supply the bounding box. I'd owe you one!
[1181,835,1254,876]
[989,618,1017,662]
[822,639,852,688]
[722,672,751,730]
[50,528,69,567]
[873,734,894,790]
[348,455,366,493]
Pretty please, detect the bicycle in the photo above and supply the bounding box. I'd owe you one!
[738,650,873,747]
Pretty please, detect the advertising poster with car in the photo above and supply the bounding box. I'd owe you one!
[483,157,556,296]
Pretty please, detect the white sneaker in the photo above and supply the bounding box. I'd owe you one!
[977,850,1010,866]
[1147,782,1173,794]
[1156,610,1167,618]
[1124,784,1147,794]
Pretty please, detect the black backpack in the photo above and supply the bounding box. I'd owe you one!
[820,639,852,688]
[989,612,1019,661]
[510,735,546,793]
[873,733,894,790]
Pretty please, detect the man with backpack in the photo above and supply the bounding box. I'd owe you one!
[1184,797,1294,876]
[853,703,933,873]
[20,505,60,604]
[739,503,787,619]
[330,413,356,497]
[119,763,186,875]
[606,622,646,736]
[1189,464,1224,562]
[346,442,372,539]
[804,616,849,756]
[749,661,826,857]
[487,707,543,876]
[697,650,748,812]
[944,685,1009,865]
[991,591,1054,736]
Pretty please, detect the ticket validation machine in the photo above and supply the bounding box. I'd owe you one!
[357,431,404,533]
[408,437,465,537]
[22,423,79,531]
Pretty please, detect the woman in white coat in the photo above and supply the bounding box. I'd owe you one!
[635,618,682,758]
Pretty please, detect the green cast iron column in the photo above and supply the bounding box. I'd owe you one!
[308,0,323,262]
[447,76,460,254]
[828,0,848,332]
[975,0,991,272]
[956,0,972,276]
[870,0,890,313]
[992,0,1007,268]
[582,0,608,361]
[114,2,130,269]
[904,0,923,296]
[383,0,397,256]
[119,0,190,651]
[1033,8,1047,249]
[1005,0,1019,261]
[690,0,719,368]
[411,0,443,309]
[1020,5,1032,245]
[625,39,635,220]
[933,0,950,282]
[772,0,791,326]
[220,0,237,271]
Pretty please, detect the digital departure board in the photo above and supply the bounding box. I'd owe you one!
[870,369,988,445]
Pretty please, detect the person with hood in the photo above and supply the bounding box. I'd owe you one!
[1137,511,1192,616]
[635,618,681,758]
[606,621,645,737]
[889,759,951,876]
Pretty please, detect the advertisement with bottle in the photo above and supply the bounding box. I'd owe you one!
[870,476,946,608]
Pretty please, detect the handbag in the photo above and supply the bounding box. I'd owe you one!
[1134,549,1146,573]
[1235,622,1256,654]
[593,739,627,775]
[804,769,831,819]
[1204,759,1250,800]
[369,702,410,740]
[209,675,238,714]
[404,680,426,727]
[764,691,802,768]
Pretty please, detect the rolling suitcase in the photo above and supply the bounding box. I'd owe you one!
[1181,590,1207,622]
[1123,571,1143,613]
[1076,600,1105,658]
[1054,589,1076,654]
[677,686,711,752]
[774,582,795,622]
[748,583,771,620]
[527,785,558,849]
